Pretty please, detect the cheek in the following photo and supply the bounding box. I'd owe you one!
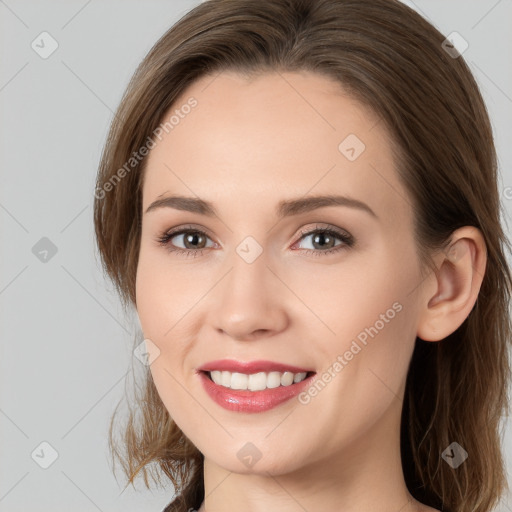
[290,248,406,342]
[135,246,194,340]
[135,250,201,391]
[307,247,418,389]
[147,356,200,444]
[135,257,196,426]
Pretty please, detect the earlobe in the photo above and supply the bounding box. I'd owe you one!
[416,227,487,342]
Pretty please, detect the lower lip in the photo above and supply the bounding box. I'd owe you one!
[198,371,316,413]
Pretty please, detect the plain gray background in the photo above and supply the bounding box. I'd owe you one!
[1,1,511,510]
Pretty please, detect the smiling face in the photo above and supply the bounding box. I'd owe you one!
[135,70,426,475]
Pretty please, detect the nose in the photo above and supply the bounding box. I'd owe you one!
[208,248,289,341]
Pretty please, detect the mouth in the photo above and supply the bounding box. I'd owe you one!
[197,368,317,413]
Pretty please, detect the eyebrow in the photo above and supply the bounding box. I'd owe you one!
[145,194,377,219]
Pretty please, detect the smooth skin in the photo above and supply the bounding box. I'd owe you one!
[135,71,486,512]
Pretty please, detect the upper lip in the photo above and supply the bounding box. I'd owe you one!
[197,359,315,374]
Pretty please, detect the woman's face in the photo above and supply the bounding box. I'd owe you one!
[136,70,426,475]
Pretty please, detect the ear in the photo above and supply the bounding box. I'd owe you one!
[416,226,487,342]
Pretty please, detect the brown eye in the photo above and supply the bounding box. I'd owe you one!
[309,232,338,250]
[293,225,355,256]
[156,227,215,257]
[180,231,208,249]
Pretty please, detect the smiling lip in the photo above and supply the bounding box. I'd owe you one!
[196,359,316,413]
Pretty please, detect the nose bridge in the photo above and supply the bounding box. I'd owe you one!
[210,240,288,339]
[227,243,269,300]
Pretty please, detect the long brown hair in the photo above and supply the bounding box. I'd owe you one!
[93,1,512,511]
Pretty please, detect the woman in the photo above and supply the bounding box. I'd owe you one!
[93,1,512,511]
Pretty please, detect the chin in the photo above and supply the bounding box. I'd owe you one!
[202,443,308,477]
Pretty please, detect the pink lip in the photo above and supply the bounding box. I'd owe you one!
[198,371,316,413]
[197,359,314,374]
[196,359,317,413]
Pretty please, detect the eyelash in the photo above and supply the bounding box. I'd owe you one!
[157,225,355,258]
[155,223,355,258]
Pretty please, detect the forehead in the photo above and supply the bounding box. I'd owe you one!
[142,70,410,226]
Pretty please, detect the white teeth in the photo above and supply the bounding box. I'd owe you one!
[248,372,267,391]
[220,371,231,387]
[281,372,295,386]
[231,372,248,390]
[294,372,306,383]
[208,370,308,390]
[267,371,281,388]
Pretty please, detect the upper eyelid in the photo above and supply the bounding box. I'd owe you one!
[165,224,220,246]
[296,223,351,236]
[165,223,347,237]
[164,223,351,246]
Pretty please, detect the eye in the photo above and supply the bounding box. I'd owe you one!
[156,225,216,258]
[156,223,354,258]
[292,224,354,256]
